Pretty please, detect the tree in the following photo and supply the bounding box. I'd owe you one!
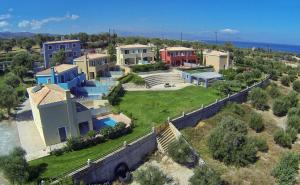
[287,115,300,132]
[134,165,168,185]
[0,147,29,185]
[0,41,12,53]
[12,51,34,70]
[189,166,222,185]
[12,66,27,82]
[0,85,19,115]
[224,42,234,52]
[22,39,34,51]
[197,49,204,65]
[272,152,300,185]
[248,88,268,110]
[274,129,293,148]
[51,49,66,66]
[208,116,257,166]
[293,80,300,93]
[249,112,264,132]
[168,137,194,165]
[107,43,116,62]
[273,98,289,117]
[268,83,281,98]
[4,72,20,88]
[280,76,290,86]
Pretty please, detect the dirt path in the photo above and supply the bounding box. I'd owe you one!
[130,154,194,185]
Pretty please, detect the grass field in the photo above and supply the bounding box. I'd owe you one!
[29,86,220,180]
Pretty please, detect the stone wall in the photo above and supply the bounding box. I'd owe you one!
[171,77,269,129]
[71,132,157,184]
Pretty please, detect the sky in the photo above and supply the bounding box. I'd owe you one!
[0,0,300,45]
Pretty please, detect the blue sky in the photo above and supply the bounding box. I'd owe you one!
[0,0,299,45]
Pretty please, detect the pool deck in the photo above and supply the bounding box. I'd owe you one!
[95,113,131,127]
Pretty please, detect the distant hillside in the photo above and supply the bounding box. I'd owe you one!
[0,32,57,39]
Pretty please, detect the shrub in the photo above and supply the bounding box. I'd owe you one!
[134,165,168,185]
[250,137,268,152]
[293,80,300,92]
[286,127,298,142]
[249,112,264,132]
[106,84,125,105]
[87,130,96,139]
[268,84,281,98]
[100,127,115,139]
[287,115,300,132]
[208,116,257,166]
[274,129,293,148]
[248,88,268,110]
[280,76,290,86]
[285,91,298,108]
[225,102,245,116]
[66,137,84,151]
[288,107,300,117]
[168,137,194,165]
[272,152,300,185]
[189,166,222,185]
[131,62,169,73]
[289,74,297,82]
[50,148,64,156]
[273,98,289,117]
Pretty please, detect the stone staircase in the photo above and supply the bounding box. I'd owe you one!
[144,73,184,87]
[156,125,177,153]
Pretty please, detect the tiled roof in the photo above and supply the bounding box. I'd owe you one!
[27,84,67,106]
[36,64,77,76]
[117,44,151,49]
[159,47,195,52]
[74,53,109,61]
[44,40,80,44]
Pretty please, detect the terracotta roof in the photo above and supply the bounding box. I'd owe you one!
[44,40,80,44]
[27,84,67,106]
[203,50,228,56]
[159,47,195,52]
[36,64,77,76]
[74,53,109,61]
[117,44,151,49]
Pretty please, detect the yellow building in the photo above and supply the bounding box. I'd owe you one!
[203,50,231,72]
[27,84,93,146]
[116,44,154,66]
[73,53,115,80]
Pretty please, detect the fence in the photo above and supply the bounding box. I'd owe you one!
[171,76,270,129]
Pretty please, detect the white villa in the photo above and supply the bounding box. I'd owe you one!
[116,44,155,66]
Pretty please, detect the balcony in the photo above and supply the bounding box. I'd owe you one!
[58,73,86,90]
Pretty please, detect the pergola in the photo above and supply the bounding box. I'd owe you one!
[190,72,223,87]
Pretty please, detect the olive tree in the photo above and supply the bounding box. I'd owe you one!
[248,88,268,110]
[134,165,168,185]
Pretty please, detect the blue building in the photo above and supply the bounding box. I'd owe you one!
[42,40,81,68]
[36,64,86,90]
[181,68,223,87]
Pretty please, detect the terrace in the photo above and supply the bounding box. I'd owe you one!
[29,86,220,180]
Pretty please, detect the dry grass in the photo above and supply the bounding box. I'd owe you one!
[182,103,300,185]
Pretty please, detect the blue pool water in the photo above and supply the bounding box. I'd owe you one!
[93,117,117,131]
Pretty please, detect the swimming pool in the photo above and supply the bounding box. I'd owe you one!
[93,117,117,131]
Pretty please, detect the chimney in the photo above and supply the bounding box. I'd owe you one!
[50,67,57,84]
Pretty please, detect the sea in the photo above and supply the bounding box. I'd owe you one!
[204,40,300,54]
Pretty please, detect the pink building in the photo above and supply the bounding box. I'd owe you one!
[160,47,198,66]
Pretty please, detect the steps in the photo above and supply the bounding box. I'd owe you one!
[156,125,177,153]
[144,74,184,87]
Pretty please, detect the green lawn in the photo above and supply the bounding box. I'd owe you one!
[29,86,220,180]
[115,86,221,126]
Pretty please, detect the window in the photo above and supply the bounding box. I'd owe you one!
[47,78,51,83]
[72,43,76,48]
[143,49,147,53]
[68,53,72,57]
[73,52,77,57]
[49,54,53,58]
[48,45,52,50]
[124,50,129,54]
[61,75,65,82]
[60,45,65,50]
